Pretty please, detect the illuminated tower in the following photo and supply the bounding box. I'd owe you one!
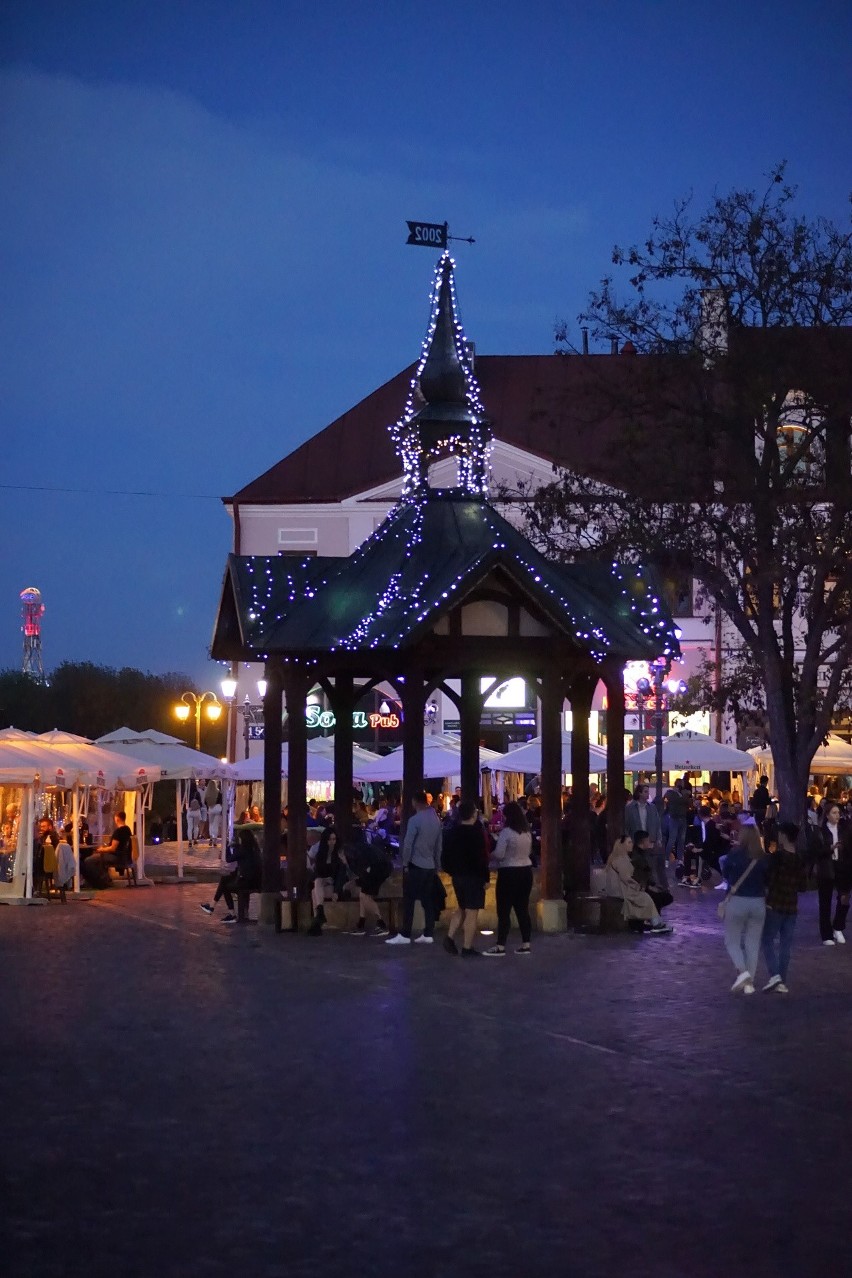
[20,587,45,681]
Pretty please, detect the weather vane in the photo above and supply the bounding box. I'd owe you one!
[405,220,475,247]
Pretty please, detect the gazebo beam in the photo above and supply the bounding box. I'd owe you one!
[260,658,284,926]
[330,673,355,845]
[459,671,483,804]
[401,670,426,836]
[283,664,309,924]
[538,664,566,932]
[603,660,626,852]
[569,673,597,894]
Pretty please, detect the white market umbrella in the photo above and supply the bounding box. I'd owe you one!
[95,734,235,880]
[625,729,756,772]
[750,733,852,777]
[98,727,188,747]
[490,731,609,775]
[228,738,385,784]
[355,737,503,783]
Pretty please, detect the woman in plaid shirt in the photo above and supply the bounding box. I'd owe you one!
[761,822,809,993]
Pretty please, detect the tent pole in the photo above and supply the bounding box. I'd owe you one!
[72,785,80,893]
[176,780,184,879]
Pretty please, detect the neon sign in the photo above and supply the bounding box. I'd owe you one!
[301,706,400,731]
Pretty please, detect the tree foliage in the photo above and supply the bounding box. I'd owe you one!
[529,168,852,821]
[0,662,225,753]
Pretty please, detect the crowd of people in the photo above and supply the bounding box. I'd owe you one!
[190,770,852,982]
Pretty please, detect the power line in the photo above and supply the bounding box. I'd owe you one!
[0,482,223,499]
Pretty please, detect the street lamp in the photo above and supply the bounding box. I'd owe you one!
[221,677,267,760]
[636,664,688,806]
[175,691,223,751]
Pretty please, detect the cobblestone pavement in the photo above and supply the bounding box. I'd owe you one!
[1,884,849,1278]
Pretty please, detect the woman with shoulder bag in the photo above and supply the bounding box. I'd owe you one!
[816,804,852,945]
[718,821,767,995]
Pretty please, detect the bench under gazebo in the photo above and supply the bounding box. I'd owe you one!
[211,253,678,928]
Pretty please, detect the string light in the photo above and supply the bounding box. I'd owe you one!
[221,254,679,674]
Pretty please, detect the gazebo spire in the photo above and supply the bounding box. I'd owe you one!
[391,252,492,500]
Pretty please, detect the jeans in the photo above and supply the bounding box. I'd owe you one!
[665,817,688,860]
[817,880,849,940]
[496,866,533,944]
[214,871,238,912]
[401,864,437,938]
[761,910,797,982]
[723,894,766,978]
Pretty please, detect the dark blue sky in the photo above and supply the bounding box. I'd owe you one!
[1,0,849,686]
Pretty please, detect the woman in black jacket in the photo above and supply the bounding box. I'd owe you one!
[308,825,347,935]
[815,805,852,945]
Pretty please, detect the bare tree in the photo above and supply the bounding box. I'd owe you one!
[526,167,852,822]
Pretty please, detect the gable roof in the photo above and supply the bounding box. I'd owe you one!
[211,489,679,665]
[226,353,705,506]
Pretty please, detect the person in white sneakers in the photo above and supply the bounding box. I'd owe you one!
[719,822,768,995]
[761,821,808,992]
[386,792,443,947]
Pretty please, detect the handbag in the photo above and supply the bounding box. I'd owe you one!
[717,858,758,919]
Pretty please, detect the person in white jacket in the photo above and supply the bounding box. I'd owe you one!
[484,801,535,956]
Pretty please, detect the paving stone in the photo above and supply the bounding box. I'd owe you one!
[0,885,847,1277]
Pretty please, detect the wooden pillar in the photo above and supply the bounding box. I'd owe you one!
[330,673,354,846]
[260,658,284,925]
[401,670,425,838]
[539,666,564,905]
[459,671,482,805]
[283,664,309,920]
[603,661,626,852]
[569,673,596,894]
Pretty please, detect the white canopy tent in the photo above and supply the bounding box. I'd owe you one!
[228,738,386,785]
[625,730,756,803]
[353,735,503,784]
[490,731,609,777]
[750,734,852,788]
[0,729,164,896]
[95,730,235,878]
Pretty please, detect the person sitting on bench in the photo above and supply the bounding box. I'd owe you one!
[82,812,132,888]
[605,835,673,935]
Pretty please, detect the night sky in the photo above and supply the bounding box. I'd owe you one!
[1,0,849,686]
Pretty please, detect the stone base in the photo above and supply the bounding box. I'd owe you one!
[537,898,568,933]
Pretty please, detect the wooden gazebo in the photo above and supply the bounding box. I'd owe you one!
[211,254,678,928]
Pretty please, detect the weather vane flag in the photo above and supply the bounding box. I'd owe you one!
[406,220,475,247]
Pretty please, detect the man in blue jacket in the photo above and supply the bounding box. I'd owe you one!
[386,792,443,946]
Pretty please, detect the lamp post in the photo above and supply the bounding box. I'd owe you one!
[174,690,222,751]
[221,677,267,760]
[636,663,688,807]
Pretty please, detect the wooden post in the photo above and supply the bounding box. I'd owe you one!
[539,666,564,904]
[569,673,596,894]
[331,674,354,846]
[459,671,482,805]
[603,661,626,852]
[260,658,284,926]
[401,671,425,838]
[282,664,309,925]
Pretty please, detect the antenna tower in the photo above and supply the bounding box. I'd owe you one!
[20,587,45,682]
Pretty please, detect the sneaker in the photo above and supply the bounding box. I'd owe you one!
[443,937,459,955]
[731,971,752,993]
[714,881,728,890]
[483,944,505,956]
[414,935,434,945]
[515,943,531,954]
[648,923,673,935]
[743,982,756,995]
[823,938,836,946]
[834,930,846,944]
[307,918,323,936]
[346,923,367,935]
[461,947,482,957]
[775,982,789,993]
[222,913,237,925]
[373,920,389,936]
[763,975,782,991]
[385,934,412,945]
[199,903,214,916]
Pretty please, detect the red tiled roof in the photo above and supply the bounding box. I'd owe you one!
[227,354,698,505]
